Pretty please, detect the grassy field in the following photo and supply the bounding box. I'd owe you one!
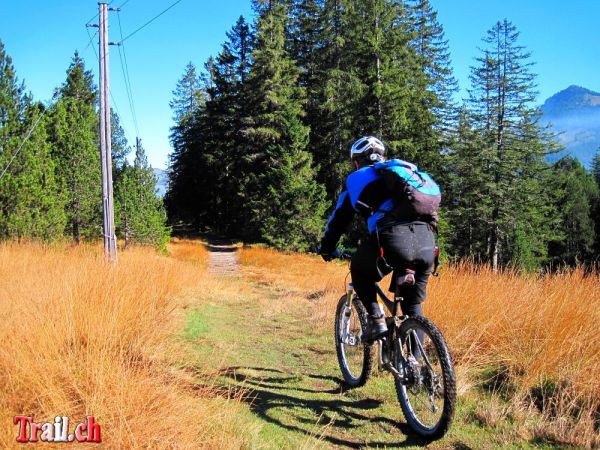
[1,240,598,448]
[181,244,599,448]
[0,240,251,449]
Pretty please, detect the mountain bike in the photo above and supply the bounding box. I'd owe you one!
[334,253,456,440]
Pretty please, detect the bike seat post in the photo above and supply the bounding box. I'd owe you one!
[393,294,402,317]
[393,269,416,316]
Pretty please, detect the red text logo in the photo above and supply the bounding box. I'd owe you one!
[14,416,101,443]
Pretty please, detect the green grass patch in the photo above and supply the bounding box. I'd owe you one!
[181,277,570,449]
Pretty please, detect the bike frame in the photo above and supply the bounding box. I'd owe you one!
[345,280,401,317]
[336,264,456,438]
[343,276,433,385]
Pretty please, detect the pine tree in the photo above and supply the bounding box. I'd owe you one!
[305,0,454,199]
[592,148,600,186]
[591,148,600,257]
[465,20,555,270]
[111,109,130,172]
[116,139,170,250]
[547,157,598,266]
[3,103,66,240]
[341,0,412,141]
[170,62,206,125]
[165,62,205,225]
[445,109,488,260]
[404,0,457,179]
[111,108,131,241]
[308,0,359,198]
[307,0,414,199]
[284,0,322,89]
[49,53,101,243]
[0,41,65,240]
[167,16,253,234]
[243,2,326,249]
[206,16,252,234]
[0,39,27,237]
[0,40,26,151]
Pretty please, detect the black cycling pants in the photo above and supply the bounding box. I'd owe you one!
[350,223,435,317]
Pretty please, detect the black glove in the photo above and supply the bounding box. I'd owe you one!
[321,252,334,262]
[316,244,339,262]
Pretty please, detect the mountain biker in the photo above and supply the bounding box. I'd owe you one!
[318,136,437,342]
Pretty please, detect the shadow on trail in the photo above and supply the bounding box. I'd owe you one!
[206,244,238,253]
[215,366,430,448]
[204,238,238,253]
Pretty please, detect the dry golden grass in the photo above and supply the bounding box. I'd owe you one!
[3,240,597,447]
[239,247,600,447]
[0,241,248,449]
[427,263,600,447]
[238,246,346,317]
[168,237,209,268]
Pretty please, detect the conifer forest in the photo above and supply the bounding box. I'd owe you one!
[2,0,600,270]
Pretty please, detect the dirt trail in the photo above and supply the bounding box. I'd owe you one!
[207,240,239,275]
[185,251,564,449]
[185,277,446,449]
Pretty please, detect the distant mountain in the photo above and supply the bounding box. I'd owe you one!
[540,85,600,167]
[153,168,168,197]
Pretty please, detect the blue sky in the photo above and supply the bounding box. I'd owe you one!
[1,1,599,169]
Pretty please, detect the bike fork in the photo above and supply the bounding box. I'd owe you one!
[345,282,354,307]
[341,283,357,346]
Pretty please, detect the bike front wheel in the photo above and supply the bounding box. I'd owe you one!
[334,295,373,388]
[394,315,456,440]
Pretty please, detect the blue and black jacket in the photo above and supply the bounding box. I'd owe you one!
[320,165,396,254]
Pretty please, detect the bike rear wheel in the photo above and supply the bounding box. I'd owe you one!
[334,295,373,388]
[394,316,455,440]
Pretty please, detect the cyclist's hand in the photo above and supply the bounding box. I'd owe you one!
[315,244,339,262]
[321,253,334,262]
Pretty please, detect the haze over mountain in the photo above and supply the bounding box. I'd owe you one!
[153,168,168,198]
[540,85,600,167]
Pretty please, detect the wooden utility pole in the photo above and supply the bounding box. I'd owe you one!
[98,2,118,261]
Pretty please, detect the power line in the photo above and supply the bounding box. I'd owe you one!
[84,29,99,52]
[109,90,134,147]
[116,46,140,138]
[85,12,100,27]
[117,11,140,138]
[84,0,117,26]
[0,92,59,182]
[118,0,183,44]
[85,25,101,66]
[86,24,135,150]
[0,113,45,182]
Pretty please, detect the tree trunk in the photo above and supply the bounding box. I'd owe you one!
[73,217,80,244]
[375,11,383,135]
[489,222,499,271]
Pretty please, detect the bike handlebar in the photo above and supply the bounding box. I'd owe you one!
[338,251,353,260]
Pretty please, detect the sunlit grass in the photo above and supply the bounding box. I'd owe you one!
[0,241,248,449]
[239,247,600,448]
[2,240,597,448]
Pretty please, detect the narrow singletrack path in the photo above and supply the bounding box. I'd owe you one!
[206,240,239,275]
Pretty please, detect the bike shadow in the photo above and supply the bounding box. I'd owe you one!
[216,366,433,448]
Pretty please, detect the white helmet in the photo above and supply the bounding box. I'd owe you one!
[350,136,385,165]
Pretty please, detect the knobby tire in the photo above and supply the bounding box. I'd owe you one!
[394,315,456,440]
[334,295,374,388]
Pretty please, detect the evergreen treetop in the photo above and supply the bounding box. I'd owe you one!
[60,51,96,105]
